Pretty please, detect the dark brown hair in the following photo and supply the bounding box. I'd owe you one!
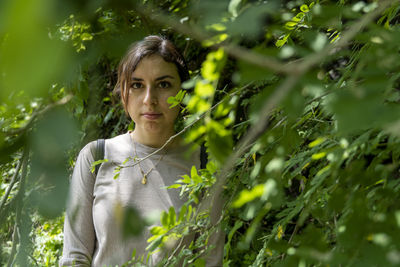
[114,35,189,114]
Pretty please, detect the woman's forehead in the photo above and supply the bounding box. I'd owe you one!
[132,54,179,79]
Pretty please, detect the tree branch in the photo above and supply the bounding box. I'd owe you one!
[4,94,73,136]
[6,147,28,267]
[133,4,288,74]
[134,0,395,77]
[206,0,395,220]
[295,0,396,73]
[203,74,301,214]
[128,0,397,234]
[6,224,19,267]
[0,149,25,214]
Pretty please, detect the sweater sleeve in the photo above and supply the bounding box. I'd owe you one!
[59,142,97,267]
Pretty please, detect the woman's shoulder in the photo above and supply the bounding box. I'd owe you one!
[105,132,130,146]
[104,132,132,161]
[77,133,131,162]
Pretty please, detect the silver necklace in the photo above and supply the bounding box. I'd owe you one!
[133,140,165,185]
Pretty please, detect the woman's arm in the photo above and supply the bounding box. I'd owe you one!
[59,142,97,267]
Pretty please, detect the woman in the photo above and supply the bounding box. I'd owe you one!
[59,36,224,266]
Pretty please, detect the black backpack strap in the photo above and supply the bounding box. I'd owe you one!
[94,139,105,176]
[200,143,208,169]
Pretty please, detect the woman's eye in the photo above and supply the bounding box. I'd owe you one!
[158,81,171,89]
[131,82,143,89]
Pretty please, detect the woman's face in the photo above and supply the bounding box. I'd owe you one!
[127,54,181,140]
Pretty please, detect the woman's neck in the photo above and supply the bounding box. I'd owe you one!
[130,129,179,149]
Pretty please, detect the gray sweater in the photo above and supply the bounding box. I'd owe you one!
[60,132,224,267]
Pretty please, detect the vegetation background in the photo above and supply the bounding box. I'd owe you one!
[1,0,400,266]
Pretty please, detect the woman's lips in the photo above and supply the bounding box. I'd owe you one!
[142,113,162,120]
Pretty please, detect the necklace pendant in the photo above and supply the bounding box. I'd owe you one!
[141,175,147,185]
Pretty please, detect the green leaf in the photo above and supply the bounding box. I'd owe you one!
[167,90,186,108]
[122,157,130,165]
[233,179,278,208]
[276,34,290,48]
[168,206,176,227]
[181,174,191,184]
[233,185,264,208]
[161,211,169,228]
[309,137,327,148]
[187,205,193,221]
[300,4,310,12]
[285,21,298,30]
[189,165,202,184]
[90,159,109,173]
[167,184,182,189]
[178,205,187,223]
[187,95,211,113]
[206,161,216,173]
[80,32,93,41]
[146,235,163,252]
[191,165,198,177]
[200,48,225,80]
[328,82,400,133]
[202,33,228,47]
[226,2,278,38]
[131,248,136,259]
[194,81,215,98]
[206,119,233,164]
[150,226,165,236]
[311,152,326,160]
[193,258,206,267]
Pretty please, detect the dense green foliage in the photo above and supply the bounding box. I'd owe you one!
[1,0,400,266]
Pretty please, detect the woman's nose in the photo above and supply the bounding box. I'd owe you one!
[143,85,158,105]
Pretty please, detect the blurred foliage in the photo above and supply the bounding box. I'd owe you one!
[1,0,400,266]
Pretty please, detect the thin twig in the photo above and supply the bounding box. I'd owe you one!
[305,90,334,105]
[165,236,185,264]
[6,224,18,267]
[7,147,28,267]
[28,254,40,267]
[0,152,24,214]
[288,222,300,244]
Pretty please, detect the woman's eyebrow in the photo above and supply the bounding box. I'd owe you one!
[156,75,175,81]
[131,75,175,81]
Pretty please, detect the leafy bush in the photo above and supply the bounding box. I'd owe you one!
[1,0,400,266]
